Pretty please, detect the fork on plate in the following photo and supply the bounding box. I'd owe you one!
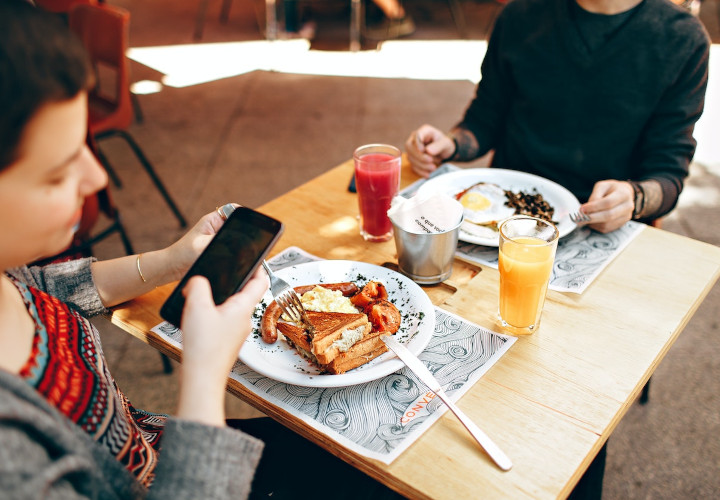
[261,261,307,324]
[569,209,591,224]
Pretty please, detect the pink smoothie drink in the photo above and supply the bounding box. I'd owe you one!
[354,146,401,242]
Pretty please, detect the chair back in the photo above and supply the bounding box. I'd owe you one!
[34,0,97,14]
[69,3,134,133]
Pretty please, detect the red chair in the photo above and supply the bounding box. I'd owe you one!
[69,3,187,228]
[194,0,234,40]
[33,0,97,14]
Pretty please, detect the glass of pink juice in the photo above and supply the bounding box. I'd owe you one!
[353,144,401,242]
[498,216,559,335]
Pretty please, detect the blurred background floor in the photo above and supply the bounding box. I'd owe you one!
[77,0,720,498]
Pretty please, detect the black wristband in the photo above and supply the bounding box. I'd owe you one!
[447,135,460,162]
[629,181,645,220]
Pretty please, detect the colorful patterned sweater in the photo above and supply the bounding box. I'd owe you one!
[11,274,164,485]
[2,258,264,498]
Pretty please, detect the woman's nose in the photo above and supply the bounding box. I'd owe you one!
[79,145,108,195]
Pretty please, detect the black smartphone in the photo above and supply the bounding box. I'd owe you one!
[160,206,284,328]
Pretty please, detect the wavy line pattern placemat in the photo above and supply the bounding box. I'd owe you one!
[150,247,516,463]
[456,222,645,294]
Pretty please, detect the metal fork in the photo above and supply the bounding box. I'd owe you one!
[569,209,591,223]
[261,261,307,323]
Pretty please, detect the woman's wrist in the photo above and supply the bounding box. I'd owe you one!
[137,248,185,286]
[177,363,228,427]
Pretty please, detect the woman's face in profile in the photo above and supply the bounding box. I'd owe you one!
[0,92,108,268]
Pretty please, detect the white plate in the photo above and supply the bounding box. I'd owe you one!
[241,260,436,387]
[415,168,581,247]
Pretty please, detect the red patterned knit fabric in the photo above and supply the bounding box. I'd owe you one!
[13,277,165,486]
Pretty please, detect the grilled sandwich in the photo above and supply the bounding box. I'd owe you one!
[276,310,387,374]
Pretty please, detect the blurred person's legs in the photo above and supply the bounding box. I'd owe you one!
[228,417,404,499]
[364,0,415,39]
[282,0,316,39]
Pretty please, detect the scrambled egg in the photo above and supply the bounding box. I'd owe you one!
[301,286,357,314]
[331,327,365,352]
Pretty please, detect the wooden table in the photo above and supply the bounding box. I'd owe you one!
[110,158,720,499]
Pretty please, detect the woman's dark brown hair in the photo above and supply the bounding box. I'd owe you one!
[0,0,93,170]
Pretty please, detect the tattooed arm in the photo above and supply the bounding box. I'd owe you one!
[404,125,483,178]
[448,127,481,162]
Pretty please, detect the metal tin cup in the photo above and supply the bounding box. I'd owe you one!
[390,215,463,285]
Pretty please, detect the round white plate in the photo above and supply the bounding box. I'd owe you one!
[241,260,436,387]
[415,168,581,247]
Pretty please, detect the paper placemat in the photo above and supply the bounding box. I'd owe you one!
[457,222,645,294]
[399,163,461,198]
[150,247,516,464]
[400,164,645,294]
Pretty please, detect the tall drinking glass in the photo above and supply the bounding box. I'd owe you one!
[498,216,559,335]
[353,144,401,242]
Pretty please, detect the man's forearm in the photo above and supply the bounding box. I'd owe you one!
[449,127,481,162]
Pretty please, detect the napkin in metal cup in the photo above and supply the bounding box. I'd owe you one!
[388,194,464,284]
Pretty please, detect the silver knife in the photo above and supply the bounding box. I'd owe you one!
[381,335,513,471]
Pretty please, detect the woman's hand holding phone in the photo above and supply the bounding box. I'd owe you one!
[160,206,284,328]
[176,271,268,426]
[163,207,233,283]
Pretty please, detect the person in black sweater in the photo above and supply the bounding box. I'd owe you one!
[405,0,709,233]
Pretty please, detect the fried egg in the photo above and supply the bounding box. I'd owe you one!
[456,182,515,225]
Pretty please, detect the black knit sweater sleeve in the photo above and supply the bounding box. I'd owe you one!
[454,1,516,157]
[629,13,709,217]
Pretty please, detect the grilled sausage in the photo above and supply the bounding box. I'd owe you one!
[260,282,359,343]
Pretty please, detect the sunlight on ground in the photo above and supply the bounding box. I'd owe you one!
[127,39,719,170]
[691,45,720,167]
[677,183,720,208]
[127,39,486,87]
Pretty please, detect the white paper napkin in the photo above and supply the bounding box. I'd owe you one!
[387,193,464,233]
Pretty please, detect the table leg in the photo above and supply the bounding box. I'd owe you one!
[194,0,209,40]
[266,0,277,40]
[568,443,607,500]
[350,0,361,51]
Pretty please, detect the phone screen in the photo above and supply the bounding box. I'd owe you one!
[160,206,283,327]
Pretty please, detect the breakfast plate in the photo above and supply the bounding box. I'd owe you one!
[415,168,581,247]
[241,260,436,387]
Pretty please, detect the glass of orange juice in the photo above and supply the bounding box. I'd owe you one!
[498,216,559,335]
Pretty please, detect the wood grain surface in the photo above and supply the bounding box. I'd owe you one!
[110,158,720,499]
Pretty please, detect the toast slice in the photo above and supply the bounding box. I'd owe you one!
[277,310,383,372]
[276,322,312,357]
[306,311,372,365]
[324,335,388,375]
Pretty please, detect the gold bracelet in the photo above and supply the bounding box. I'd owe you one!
[136,254,147,283]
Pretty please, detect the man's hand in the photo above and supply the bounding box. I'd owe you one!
[404,124,456,178]
[579,180,634,233]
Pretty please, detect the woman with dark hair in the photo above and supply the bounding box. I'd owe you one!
[0,3,408,499]
[0,2,267,497]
